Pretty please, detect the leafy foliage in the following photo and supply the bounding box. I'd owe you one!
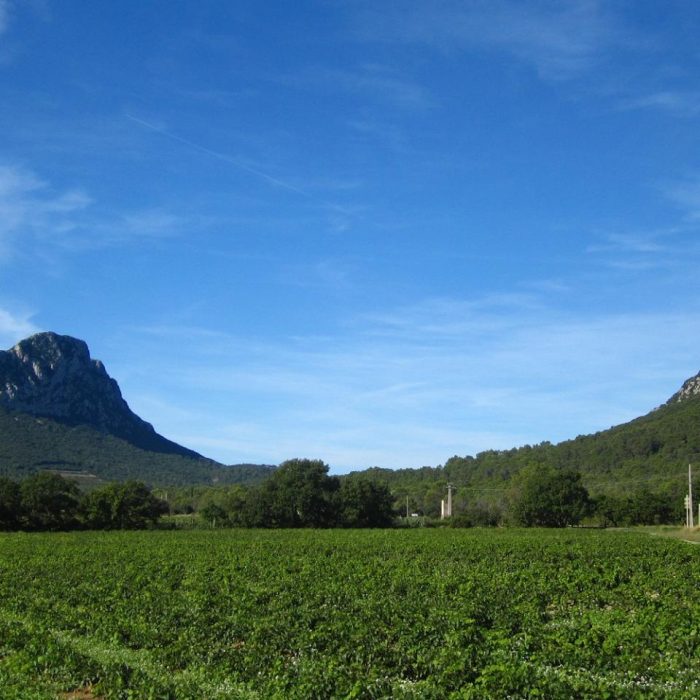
[593,488,677,527]
[80,481,168,529]
[443,397,700,501]
[0,407,274,486]
[2,529,700,698]
[3,381,700,528]
[204,459,396,528]
[0,477,21,530]
[255,458,340,528]
[339,475,395,527]
[20,471,81,531]
[0,473,167,531]
[508,465,591,527]
[357,397,700,524]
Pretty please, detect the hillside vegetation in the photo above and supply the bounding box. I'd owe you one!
[448,397,700,493]
[0,408,273,487]
[353,396,700,517]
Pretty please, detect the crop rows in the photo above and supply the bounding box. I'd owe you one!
[1,529,699,698]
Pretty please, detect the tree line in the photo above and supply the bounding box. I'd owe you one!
[177,460,682,529]
[0,472,167,531]
[453,465,681,527]
[198,459,395,528]
[0,459,685,532]
[0,460,396,531]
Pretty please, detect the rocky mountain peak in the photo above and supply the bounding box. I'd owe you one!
[10,332,97,385]
[667,371,700,404]
[0,332,199,457]
[0,332,149,436]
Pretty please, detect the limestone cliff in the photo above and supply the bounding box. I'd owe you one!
[667,371,700,404]
[0,332,201,458]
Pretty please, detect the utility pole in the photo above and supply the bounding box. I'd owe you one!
[440,484,454,520]
[689,464,695,529]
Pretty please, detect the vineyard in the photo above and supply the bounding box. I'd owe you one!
[1,529,700,699]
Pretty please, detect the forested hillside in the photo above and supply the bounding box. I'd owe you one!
[0,408,274,487]
[351,393,700,517]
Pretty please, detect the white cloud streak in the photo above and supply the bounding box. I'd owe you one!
[0,1,10,35]
[353,0,618,80]
[666,179,700,221]
[587,178,700,269]
[285,64,435,109]
[0,305,38,348]
[0,165,91,259]
[0,164,185,261]
[619,91,700,117]
[113,296,700,471]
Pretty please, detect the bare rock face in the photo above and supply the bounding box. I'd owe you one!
[0,332,199,457]
[668,371,700,404]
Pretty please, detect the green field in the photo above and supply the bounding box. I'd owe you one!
[1,529,699,699]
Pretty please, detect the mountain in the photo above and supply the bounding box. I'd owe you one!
[0,332,274,486]
[0,332,200,458]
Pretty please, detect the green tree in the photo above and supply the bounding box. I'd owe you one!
[624,487,676,525]
[592,493,627,527]
[339,477,395,527]
[200,502,229,528]
[509,465,590,527]
[593,487,677,527]
[451,499,503,527]
[81,481,168,529]
[254,458,340,527]
[238,486,272,528]
[20,472,80,530]
[0,477,21,530]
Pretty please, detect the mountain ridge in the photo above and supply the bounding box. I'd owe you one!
[0,332,201,459]
[0,332,273,486]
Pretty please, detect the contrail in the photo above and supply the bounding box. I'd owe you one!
[125,113,317,199]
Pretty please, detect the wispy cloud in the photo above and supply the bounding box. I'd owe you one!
[112,294,700,471]
[352,0,619,80]
[618,90,700,117]
[666,178,700,221]
[271,59,435,113]
[346,118,409,153]
[0,305,39,348]
[587,176,700,270]
[125,113,361,225]
[587,231,667,256]
[125,114,318,199]
[84,208,186,249]
[279,259,355,292]
[587,233,681,272]
[0,0,51,63]
[290,64,435,109]
[357,294,544,339]
[0,164,91,259]
[0,164,186,261]
[0,1,10,35]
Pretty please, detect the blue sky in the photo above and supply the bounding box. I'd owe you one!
[2,1,700,471]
